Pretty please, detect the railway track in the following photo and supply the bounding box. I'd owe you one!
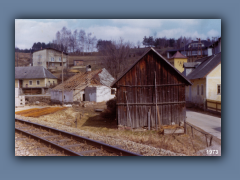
[15,118,142,156]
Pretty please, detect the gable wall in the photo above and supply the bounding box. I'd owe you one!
[116,50,187,128]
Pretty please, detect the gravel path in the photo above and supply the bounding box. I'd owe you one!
[15,114,186,156]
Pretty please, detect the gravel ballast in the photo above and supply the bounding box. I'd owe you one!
[15,114,186,156]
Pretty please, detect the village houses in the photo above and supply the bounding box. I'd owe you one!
[166,39,218,61]
[183,52,221,112]
[182,37,221,113]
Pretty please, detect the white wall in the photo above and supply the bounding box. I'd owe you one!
[73,90,85,101]
[15,88,19,97]
[96,86,115,102]
[207,48,212,56]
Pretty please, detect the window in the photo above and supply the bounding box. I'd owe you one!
[197,85,199,95]
[111,89,116,95]
[201,85,204,95]
[29,81,32,85]
[217,84,221,95]
[38,62,42,65]
[37,80,40,85]
[51,57,54,62]
[59,57,61,62]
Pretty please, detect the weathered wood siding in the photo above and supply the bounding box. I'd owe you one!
[116,50,187,128]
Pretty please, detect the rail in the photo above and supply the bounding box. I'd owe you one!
[15,118,141,156]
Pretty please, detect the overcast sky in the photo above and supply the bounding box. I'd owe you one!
[15,19,221,49]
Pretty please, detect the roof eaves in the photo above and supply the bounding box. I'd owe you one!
[203,61,221,78]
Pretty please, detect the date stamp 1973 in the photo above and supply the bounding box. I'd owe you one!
[206,150,218,155]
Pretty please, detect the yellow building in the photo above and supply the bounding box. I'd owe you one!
[168,51,188,73]
[15,66,58,95]
[183,52,221,112]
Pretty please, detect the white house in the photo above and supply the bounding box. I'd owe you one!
[51,66,116,103]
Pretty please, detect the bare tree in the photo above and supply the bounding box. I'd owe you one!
[86,33,92,52]
[69,29,78,52]
[78,29,86,55]
[90,35,97,54]
[102,37,133,79]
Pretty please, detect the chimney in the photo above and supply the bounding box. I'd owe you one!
[86,65,91,85]
[86,65,91,72]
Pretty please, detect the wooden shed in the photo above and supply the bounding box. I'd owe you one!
[111,48,192,129]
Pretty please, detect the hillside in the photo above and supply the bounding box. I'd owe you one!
[15,52,32,67]
[15,47,171,79]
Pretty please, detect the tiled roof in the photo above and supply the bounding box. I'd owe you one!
[52,68,115,91]
[186,52,221,79]
[170,51,187,59]
[111,48,192,87]
[15,66,57,79]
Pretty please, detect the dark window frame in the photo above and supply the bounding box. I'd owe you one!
[111,89,116,95]
[201,84,204,95]
[217,84,221,95]
[197,85,199,95]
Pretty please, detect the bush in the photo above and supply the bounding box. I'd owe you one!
[100,98,116,120]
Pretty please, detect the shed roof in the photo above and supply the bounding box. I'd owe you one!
[52,68,115,91]
[111,48,192,87]
[15,66,57,79]
[186,52,221,79]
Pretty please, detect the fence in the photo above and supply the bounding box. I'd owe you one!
[185,122,214,147]
[206,99,221,113]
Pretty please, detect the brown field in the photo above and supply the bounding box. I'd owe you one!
[15,52,32,67]
[15,107,67,117]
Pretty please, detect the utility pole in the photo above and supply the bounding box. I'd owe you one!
[62,51,64,106]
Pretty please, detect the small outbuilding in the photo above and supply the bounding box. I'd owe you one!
[51,66,116,103]
[111,48,192,129]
